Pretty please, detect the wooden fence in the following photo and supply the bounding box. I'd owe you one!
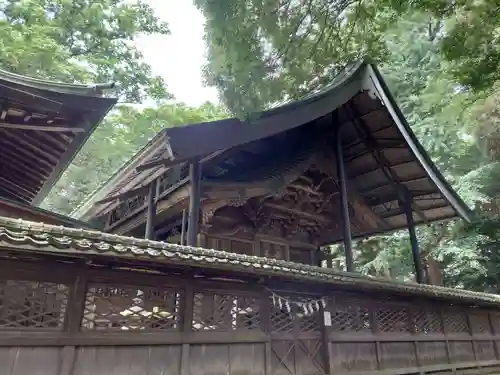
[1,258,500,375]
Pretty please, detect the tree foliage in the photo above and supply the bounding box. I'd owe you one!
[196,0,500,116]
[0,0,170,102]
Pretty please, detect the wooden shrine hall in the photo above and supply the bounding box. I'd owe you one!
[75,60,471,283]
[2,61,500,375]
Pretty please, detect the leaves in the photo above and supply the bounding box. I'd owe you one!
[0,0,170,102]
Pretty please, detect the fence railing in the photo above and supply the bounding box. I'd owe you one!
[1,258,500,375]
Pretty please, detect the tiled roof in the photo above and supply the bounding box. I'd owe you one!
[0,216,498,305]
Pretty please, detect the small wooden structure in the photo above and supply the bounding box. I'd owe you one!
[1,61,499,375]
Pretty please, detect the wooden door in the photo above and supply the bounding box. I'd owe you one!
[268,297,327,375]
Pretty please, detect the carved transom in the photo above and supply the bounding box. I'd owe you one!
[200,163,342,242]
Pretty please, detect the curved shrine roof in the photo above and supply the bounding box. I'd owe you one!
[74,61,470,241]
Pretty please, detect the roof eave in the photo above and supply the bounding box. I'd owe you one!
[32,96,118,206]
[363,64,472,222]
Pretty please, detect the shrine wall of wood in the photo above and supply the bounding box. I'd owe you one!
[202,234,317,265]
[1,258,500,375]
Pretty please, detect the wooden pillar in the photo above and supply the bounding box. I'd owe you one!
[145,179,157,240]
[187,158,202,246]
[180,209,187,246]
[404,191,424,284]
[335,125,354,272]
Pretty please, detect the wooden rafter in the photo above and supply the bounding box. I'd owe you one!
[0,136,54,170]
[0,146,51,179]
[346,103,428,223]
[0,128,60,164]
[0,122,84,133]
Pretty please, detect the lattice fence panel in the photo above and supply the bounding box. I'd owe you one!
[469,312,491,334]
[330,298,371,333]
[413,308,443,334]
[376,305,410,333]
[443,310,469,334]
[0,279,69,329]
[295,296,321,333]
[192,292,260,331]
[81,284,181,331]
[270,296,294,333]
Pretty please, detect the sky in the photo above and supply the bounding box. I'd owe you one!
[136,0,218,107]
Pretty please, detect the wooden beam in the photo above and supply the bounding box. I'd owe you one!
[187,158,202,246]
[96,185,150,205]
[0,122,85,133]
[336,123,354,272]
[145,179,157,240]
[0,175,37,199]
[262,202,330,223]
[180,209,187,245]
[404,191,424,284]
[136,154,190,171]
[0,132,55,170]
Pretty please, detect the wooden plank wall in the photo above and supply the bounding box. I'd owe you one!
[1,258,500,375]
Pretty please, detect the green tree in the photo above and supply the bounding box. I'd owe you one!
[196,0,500,116]
[0,0,170,102]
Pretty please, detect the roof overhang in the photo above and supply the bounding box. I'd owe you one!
[73,61,471,230]
[0,68,118,205]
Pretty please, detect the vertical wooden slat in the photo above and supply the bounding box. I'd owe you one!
[58,346,76,375]
[466,310,479,362]
[64,266,87,333]
[291,303,300,375]
[440,309,453,364]
[260,290,273,375]
[489,313,500,359]
[369,303,382,370]
[180,284,194,375]
[408,305,421,368]
[197,232,207,248]
[60,266,87,375]
[254,239,261,257]
[319,298,332,375]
